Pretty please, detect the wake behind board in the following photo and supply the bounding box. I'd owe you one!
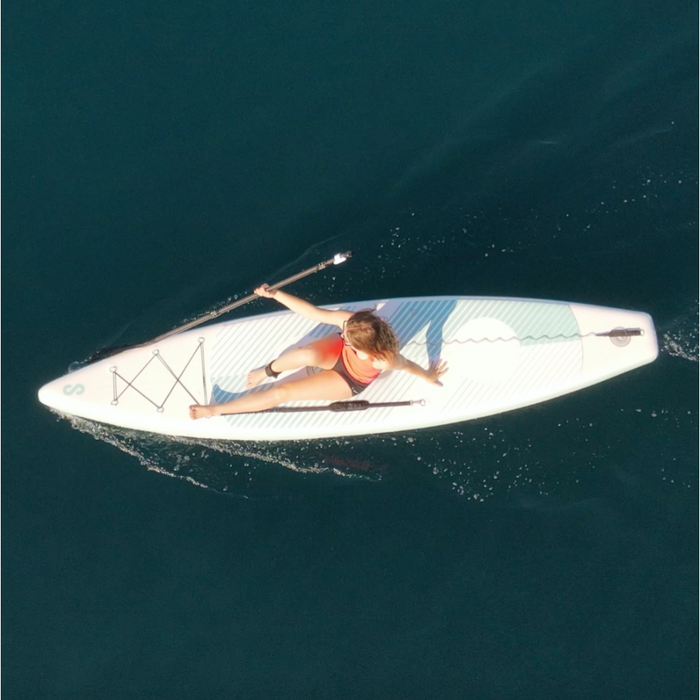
[38,296,658,441]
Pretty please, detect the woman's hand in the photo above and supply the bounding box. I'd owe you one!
[254,283,277,298]
[426,359,449,386]
[391,354,449,386]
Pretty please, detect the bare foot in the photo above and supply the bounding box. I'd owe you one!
[246,366,268,389]
[189,404,217,420]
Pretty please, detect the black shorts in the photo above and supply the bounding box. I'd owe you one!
[332,355,372,396]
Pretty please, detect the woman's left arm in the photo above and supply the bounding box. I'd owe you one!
[381,354,448,386]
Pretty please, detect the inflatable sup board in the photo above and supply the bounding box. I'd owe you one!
[38,296,658,441]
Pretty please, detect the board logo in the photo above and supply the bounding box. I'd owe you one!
[63,384,85,396]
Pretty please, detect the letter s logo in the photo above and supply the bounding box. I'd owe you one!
[63,384,85,396]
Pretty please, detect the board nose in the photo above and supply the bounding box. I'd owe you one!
[38,375,79,411]
[38,378,60,409]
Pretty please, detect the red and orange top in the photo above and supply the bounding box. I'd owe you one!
[341,344,380,385]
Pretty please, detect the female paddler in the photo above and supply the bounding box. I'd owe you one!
[189,285,448,419]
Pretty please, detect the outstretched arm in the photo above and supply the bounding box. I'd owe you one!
[255,284,351,327]
[382,354,448,386]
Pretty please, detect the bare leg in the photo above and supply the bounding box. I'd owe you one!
[190,370,352,419]
[246,335,343,388]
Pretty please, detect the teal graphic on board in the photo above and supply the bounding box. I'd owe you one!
[63,384,85,396]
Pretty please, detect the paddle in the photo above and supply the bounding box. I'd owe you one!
[88,251,353,362]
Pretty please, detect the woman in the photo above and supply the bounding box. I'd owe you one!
[189,284,448,419]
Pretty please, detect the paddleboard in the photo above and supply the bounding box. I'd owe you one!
[38,296,658,440]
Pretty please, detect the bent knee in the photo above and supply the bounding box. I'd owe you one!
[305,336,342,369]
[297,347,324,366]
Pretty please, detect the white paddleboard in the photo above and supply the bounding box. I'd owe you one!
[38,296,658,441]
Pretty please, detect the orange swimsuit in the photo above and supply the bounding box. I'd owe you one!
[340,343,380,385]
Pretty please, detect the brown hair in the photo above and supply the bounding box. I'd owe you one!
[344,309,399,362]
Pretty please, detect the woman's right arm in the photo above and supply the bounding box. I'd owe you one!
[255,285,351,327]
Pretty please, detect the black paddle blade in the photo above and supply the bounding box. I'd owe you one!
[85,344,136,364]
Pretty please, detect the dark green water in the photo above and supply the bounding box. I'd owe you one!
[3,0,698,697]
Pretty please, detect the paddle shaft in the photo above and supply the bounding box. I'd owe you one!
[88,251,352,362]
[148,251,353,345]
